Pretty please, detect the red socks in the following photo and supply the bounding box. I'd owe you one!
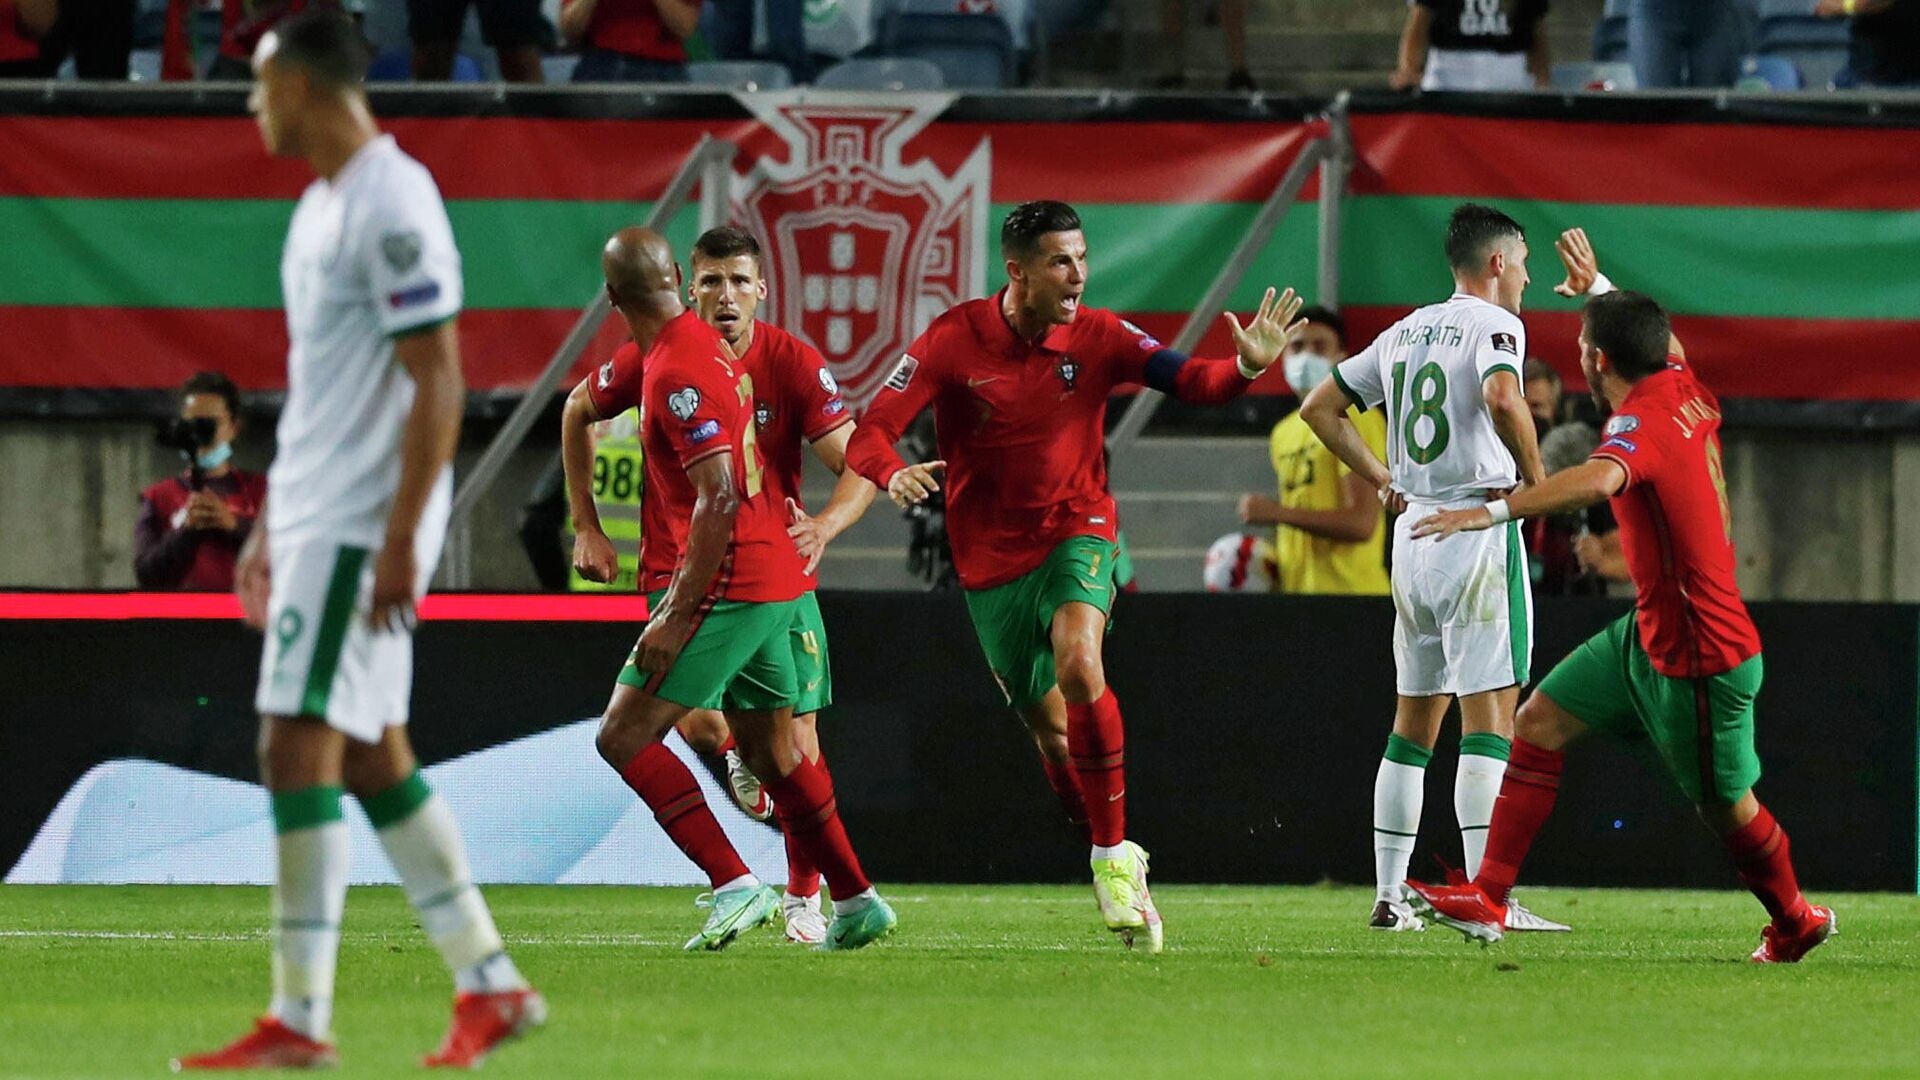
[763,757,871,902]
[1474,738,1564,905]
[619,743,750,888]
[783,754,825,898]
[1067,689,1126,848]
[1039,754,1091,841]
[1724,802,1814,930]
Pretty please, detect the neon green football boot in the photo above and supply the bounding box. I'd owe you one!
[684,883,780,952]
[1092,841,1164,953]
[819,895,898,951]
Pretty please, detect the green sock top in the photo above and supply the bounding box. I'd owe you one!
[1383,733,1434,768]
[1459,732,1515,762]
[271,785,345,834]
[358,770,433,830]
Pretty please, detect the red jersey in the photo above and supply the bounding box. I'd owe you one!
[586,311,807,603]
[565,0,699,62]
[1,0,41,63]
[1589,357,1762,678]
[133,468,269,591]
[846,293,1259,589]
[738,321,853,541]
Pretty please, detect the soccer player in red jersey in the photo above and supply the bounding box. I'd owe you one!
[568,226,878,944]
[564,227,894,951]
[843,200,1307,951]
[1404,229,1835,963]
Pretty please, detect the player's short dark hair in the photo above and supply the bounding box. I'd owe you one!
[1582,290,1672,380]
[691,226,763,272]
[267,7,370,89]
[1445,203,1526,272]
[1297,305,1345,347]
[1001,200,1082,262]
[180,370,242,419]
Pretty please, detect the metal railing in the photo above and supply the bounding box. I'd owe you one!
[438,135,739,588]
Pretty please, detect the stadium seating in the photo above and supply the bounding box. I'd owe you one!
[541,54,580,83]
[1756,0,1851,89]
[879,12,1018,88]
[686,60,795,90]
[814,56,946,89]
[368,47,484,82]
[1551,61,1638,92]
[1736,54,1804,90]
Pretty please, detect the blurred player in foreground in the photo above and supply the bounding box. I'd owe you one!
[566,226,877,944]
[1300,203,1556,934]
[1405,228,1835,963]
[573,228,894,952]
[178,10,543,1070]
[845,200,1307,952]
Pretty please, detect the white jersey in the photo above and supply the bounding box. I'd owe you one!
[270,135,461,545]
[1331,293,1525,501]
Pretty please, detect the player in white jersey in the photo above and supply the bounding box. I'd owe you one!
[175,11,543,1072]
[1300,204,1560,933]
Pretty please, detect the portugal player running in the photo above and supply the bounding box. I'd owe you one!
[179,11,542,1069]
[1405,228,1836,963]
[566,226,878,944]
[844,200,1306,951]
[573,228,894,952]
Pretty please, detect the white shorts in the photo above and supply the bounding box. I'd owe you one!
[254,521,446,743]
[1422,50,1534,92]
[1390,499,1534,698]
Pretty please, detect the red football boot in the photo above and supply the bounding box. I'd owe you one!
[423,989,548,1069]
[171,1016,338,1071]
[1405,877,1508,944]
[1751,906,1837,964]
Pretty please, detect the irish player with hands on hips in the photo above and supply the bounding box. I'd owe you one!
[1404,227,1836,963]
[843,200,1308,952]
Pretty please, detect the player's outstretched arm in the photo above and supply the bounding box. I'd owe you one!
[846,350,939,497]
[637,451,739,673]
[1139,288,1308,405]
[1410,458,1626,539]
[560,379,618,584]
[1485,369,1548,487]
[373,322,463,632]
[1300,377,1400,512]
[788,423,881,573]
[1554,226,1686,361]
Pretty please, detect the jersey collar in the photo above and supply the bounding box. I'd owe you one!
[973,288,1075,356]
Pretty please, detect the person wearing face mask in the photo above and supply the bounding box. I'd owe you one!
[1236,306,1391,597]
[134,371,268,591]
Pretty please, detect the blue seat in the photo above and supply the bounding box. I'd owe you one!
[540,54,580,83]
[814,57,945,90]
[686,60,794,90]
[1591,15,1629,63]
[1735,53,1804,89]
[368,47,484,82]
[1551,61,1638,92]
[880,12,1017,88]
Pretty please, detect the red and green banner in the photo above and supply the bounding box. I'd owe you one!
[2,93,1916,412]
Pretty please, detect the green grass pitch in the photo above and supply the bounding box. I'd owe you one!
[0,884,1914,1078]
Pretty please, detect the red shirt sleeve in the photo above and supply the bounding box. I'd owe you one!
[1590,411,1665,490]
[1095,308,1254,404]
[651,352,741,469]
[847,329,941,489]
[788,338,854,442]
[585,343,646,420]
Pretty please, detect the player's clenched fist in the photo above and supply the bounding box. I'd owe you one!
[572,528,618,584]
[887,460,947,507]
[634,610,694,673]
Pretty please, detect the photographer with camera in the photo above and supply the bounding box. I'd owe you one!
[134,371,267,591]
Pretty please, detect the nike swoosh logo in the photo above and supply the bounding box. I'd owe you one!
[805,680,821,692]
[1108,792,1125,802]
[967,376,999,387]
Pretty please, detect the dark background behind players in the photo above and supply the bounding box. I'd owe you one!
[133,371,266,591]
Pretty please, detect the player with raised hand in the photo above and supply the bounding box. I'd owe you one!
[177,9,543,1070]
[1299,203,1556,934]
[565,225,878,944]
[844,200,1308,952]
[1404,229,1836,963]
[570,227,894,953]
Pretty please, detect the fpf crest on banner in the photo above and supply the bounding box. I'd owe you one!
[733,94,991,407]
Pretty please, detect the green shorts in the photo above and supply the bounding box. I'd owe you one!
[790,590,832,716]
[963,535,1118,709]
[620,592,799,712]
[1537,612,1764,804]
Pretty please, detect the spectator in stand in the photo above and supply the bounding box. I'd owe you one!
[1627,0,1742,88]
[1524,356,1562,433]
[0,0,57,76]
[206,0,341,81]
[1820,0,1920,88]
[1393,0,1550,91]
[35,0,132,78]
[1153,0,1255,92]
[134,372,267,591]
[560,0,699,81]
[1235,306,1390,596]
[704,0,812,82]
[409,0,547,81]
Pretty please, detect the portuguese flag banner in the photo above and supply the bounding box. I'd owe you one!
[1,90,1916,420]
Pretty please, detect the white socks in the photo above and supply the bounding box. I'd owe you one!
[1455,734,1513,879]
[1373,739,1428,904]
[269,786,350,1041]
[716,874,761,894]
[832,887,879,917]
